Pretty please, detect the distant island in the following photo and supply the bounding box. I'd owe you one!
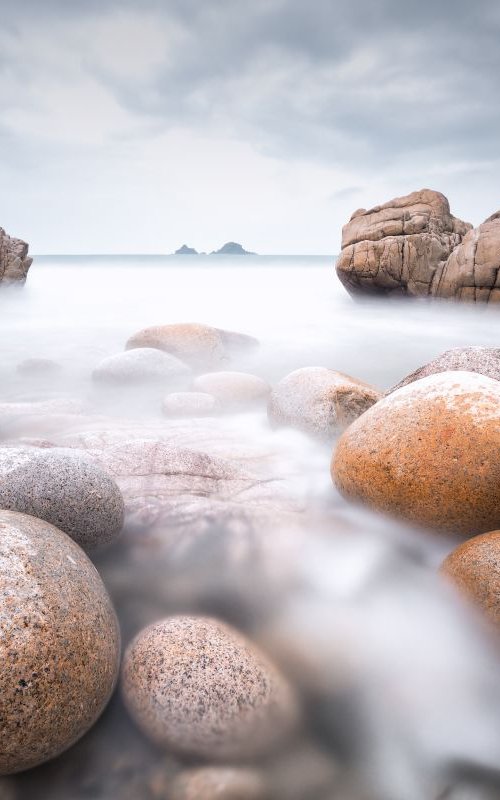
[174,244,198,255]
[173,242,255,256]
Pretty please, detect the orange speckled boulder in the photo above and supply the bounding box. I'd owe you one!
[332,371,500,536]
[441,531,500,626]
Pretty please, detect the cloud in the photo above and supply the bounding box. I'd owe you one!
[0,0,499,252]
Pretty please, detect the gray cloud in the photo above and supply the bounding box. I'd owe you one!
[3,0,500,168]
[0,0,499,252]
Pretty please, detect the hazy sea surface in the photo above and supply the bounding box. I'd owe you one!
[2,254,500,389]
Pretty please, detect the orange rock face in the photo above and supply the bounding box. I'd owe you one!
[331,371,500,536]
[440,531,500,627]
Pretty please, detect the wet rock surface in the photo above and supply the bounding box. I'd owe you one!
[0,447,124,551]
[441,531,500,627]
[0,510,120,775]
[268,367,381,439]
[121,615,298,760]
[126,323,259,371]
[388,346,500,393]
[332,371,500,535]
[336,189,471,298]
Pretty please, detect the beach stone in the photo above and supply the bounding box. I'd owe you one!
[441,531,500,627]
[388,346,500,394]
[193,372,270,409]
[0,227,32,285]
[268,367,381,439]
[125,323,259,370]
[92,348,191,387]
[434,211,500,302]
[332,371,500,536]
[170,767,267,800]
[161,391,222,417]
[336,189,471,297]
[121,616,298,760]
[0,510,120,775]
[0,447,124,551]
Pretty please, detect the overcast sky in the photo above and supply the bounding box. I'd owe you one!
[0,0,499,254]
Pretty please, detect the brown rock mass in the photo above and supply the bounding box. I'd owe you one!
[0,228,32,285]
[434,211,500,302]
[336,189,471,297]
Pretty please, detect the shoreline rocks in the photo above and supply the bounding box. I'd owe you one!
[0,447,124,551]
[332,371,500,536]
[193,371,271,409]
[0,510,120,775]
[434,211,500,302]
[268,367,381,440]
[170,767,267,800]
[336,189,471,298]
[92,348,191,388]
[0,228,32,286]
[121,616,298,760]
[125,323,259,371]
[387,346,500,394]
[441,531,500,627]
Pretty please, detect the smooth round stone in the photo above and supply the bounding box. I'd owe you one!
[388,346,500,394]
[0,510,120,775]
[332,371,500,535]
[268,367,381,440]
[161,391,222,417]
[170,767,267,800]
[441,531,500,626]
[193,371,270,408]
[125,323,259,370]
[121,616,298,760]
[92,348,191,387]
[0,447,124,551]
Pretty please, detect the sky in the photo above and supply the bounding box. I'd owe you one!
[0,0,499,254]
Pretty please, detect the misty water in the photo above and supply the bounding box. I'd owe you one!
[2,256,500,800]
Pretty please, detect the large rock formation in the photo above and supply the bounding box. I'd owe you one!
[433,211,500,302]
[336,189,471,297]
[0,227,32,285]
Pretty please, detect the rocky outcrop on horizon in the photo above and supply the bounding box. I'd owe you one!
[211,242,255,255]
[175,244,198,255]
[433,211,500,302]
[0,226,32,285]
[335,189,472,298]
